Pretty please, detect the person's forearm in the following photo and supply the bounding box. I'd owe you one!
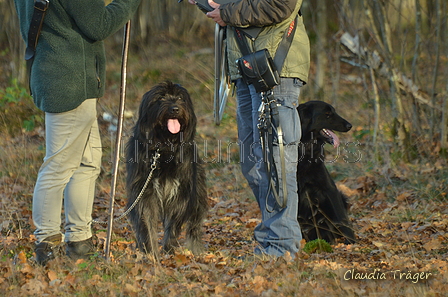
[219,0,298,27]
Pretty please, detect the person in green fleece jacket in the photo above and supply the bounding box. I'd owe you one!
[14,0,141,265]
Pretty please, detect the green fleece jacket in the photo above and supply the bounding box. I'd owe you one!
[14,0,141,113]
[220,0,310,83]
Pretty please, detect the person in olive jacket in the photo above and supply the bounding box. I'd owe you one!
[14,0,141,265]
[192,0,310,258]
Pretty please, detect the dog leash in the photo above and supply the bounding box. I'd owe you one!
[92,149,160,225]
[258,91,288,211]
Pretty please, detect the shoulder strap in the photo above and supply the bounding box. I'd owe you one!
[25,0,49,61]
[233,27,252,57]
[233,14,299,73]
[272,15,298,74]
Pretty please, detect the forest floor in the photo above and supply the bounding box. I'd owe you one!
[1,37,447,296]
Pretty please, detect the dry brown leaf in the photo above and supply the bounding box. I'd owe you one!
[337,183,358,197]
[124,283,140,294]
[423,236,444,252]
[215,261,227,268]
[174,254,190,266]
[86,275,102,286]
[17,251,27,264]
[21,279,46,295]
[20,264,34,278]
[47,270,58,282]
[64,273,76,285]
[214,283,227,295]
[372,241,385,248]
[396,191,413,202]
[283,251,293,262]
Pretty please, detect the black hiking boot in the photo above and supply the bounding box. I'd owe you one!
[34,234,63,265]
[66,237,96,261]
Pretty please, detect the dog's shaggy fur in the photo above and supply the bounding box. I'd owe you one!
[297,101,356,244]
[126,81,208,259]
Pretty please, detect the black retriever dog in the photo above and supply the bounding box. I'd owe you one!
[297,100,356,244]
[126,81,208,260]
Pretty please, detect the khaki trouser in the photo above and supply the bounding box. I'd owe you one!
[33,99,101,244]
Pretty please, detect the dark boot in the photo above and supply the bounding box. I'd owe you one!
[66,237,96,261]
[34,234,63,265]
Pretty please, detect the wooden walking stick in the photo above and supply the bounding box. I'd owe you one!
[104,20,131,261]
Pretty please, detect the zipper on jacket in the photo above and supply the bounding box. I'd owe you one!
[95,57,102,89]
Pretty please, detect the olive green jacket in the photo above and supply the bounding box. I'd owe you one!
[14,0,141,113]
[220,0,310,83]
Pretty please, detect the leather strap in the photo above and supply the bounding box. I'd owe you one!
[273,16,298,75]
[234,14,299,74]
[234,28,252,57]
[269,98,288,208]
[259,91,288,211]
[25,0,49,61]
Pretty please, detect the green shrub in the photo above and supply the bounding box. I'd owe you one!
[303,239,333,254]
[0,79,43,136]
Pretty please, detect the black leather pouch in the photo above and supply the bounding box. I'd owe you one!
[237,49,280,93]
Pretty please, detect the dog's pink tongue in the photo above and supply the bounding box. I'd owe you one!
[167,119,181,134]
[327,130,340,148]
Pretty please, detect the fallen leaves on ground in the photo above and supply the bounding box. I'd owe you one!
[1,128,448,296]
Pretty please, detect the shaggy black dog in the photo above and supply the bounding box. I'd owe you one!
[126,81,208,259]
[297,101,356,244]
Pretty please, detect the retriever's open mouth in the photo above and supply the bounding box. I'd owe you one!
[320,128,340,148]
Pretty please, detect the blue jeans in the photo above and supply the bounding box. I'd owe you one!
[236,78,303,257]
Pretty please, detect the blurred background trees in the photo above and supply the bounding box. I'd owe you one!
[1,0,447,162]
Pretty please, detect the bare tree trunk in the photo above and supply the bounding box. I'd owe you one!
[409,0,423,136]
[137,0,151,43]
[3,0,26,85]
[370,67,380,146]
[411,0,422,82]
[443,74,448,152]
[314,0,328,98]
[430,0,442,139]
[369,0,413,160]
[441,0,448,152]
[134,1,210,43]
